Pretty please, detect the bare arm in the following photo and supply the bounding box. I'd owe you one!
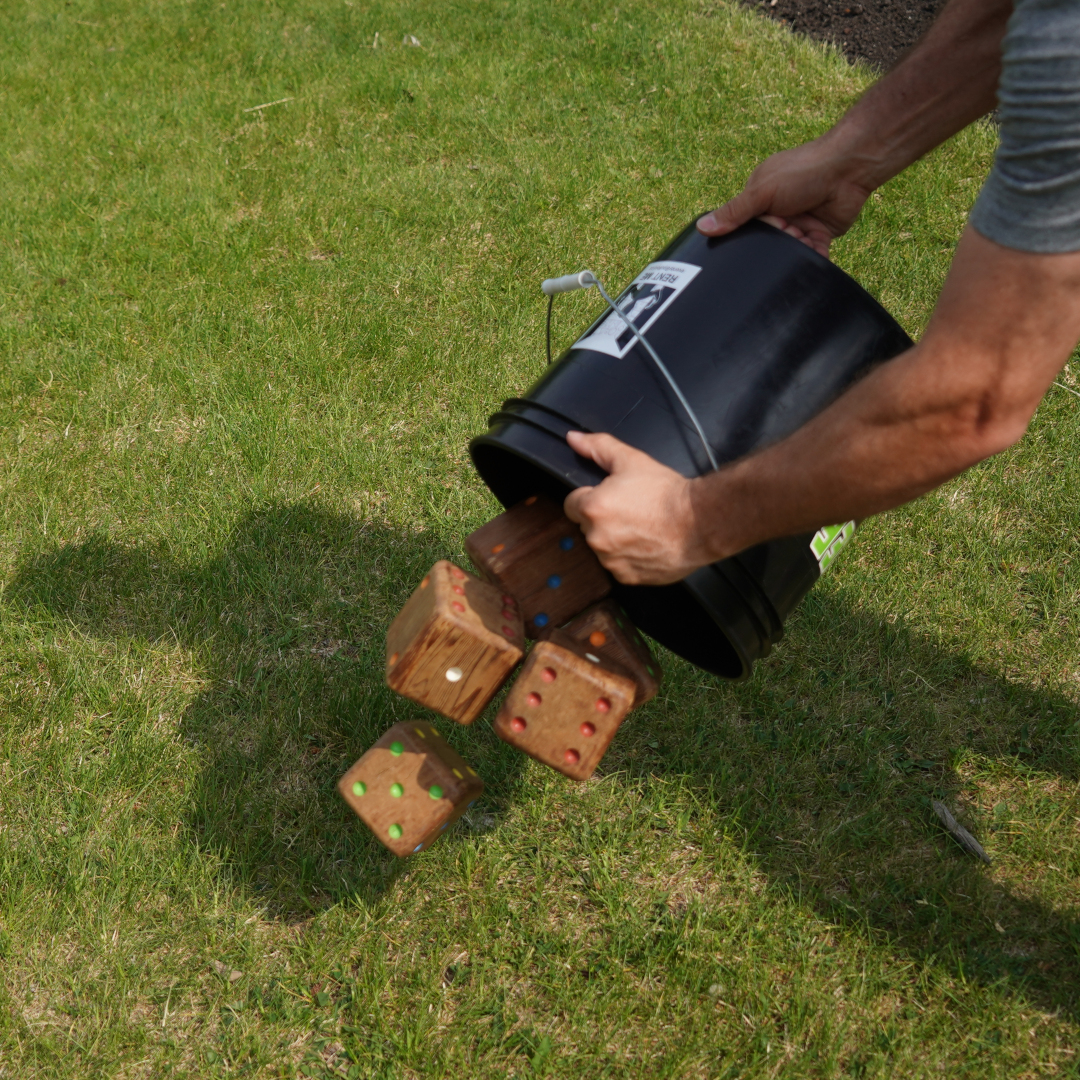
[698,0,1013,256]
[564,227,1080,583]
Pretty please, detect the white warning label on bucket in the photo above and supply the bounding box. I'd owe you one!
[573,260,702,359]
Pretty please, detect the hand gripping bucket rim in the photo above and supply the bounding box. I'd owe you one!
[468,219,913,679]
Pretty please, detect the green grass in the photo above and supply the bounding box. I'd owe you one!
[0,0,1076,1076]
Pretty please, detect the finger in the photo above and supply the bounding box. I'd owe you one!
[565,430,641,475]
[697,184,773,236]
[758,214,791,232]
[784,213,838,259]
[562,485,594,526]
[798,234,830,259]
[782,222,831,259]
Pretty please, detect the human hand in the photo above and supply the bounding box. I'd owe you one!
[563,431,710,585]
[696,136,875,259]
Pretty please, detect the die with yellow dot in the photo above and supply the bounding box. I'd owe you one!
[338,721,484,857]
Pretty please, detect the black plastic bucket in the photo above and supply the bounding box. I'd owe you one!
[469,219,913,679]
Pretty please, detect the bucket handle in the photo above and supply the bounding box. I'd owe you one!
[541,270,719,473]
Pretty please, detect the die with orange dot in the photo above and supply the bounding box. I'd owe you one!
[493,628,636,780]
[385,561,524,724]
[338,721,483,856]
[556,598,662,708]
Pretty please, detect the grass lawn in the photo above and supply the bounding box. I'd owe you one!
[2,0,1079,1075]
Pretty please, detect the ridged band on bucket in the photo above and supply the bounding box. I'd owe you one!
[469,219,913,679]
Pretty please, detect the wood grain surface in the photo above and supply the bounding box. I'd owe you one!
[385,560,524,724]
[493,629,635,781]
[465,495,610,638]
[558,599,662,708]
[338,721,484,857]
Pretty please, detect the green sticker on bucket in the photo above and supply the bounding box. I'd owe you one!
[811,521,856,574]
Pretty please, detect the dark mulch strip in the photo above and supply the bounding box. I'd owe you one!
[745,0,949,71]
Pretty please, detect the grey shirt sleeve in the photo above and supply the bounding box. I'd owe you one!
[969,0,1080,253]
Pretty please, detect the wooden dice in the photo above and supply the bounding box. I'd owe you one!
[465,494,611,638]
[386,560,525,724]
[559,599,661,708]
[338,721,484,857]
[493,628,636,781]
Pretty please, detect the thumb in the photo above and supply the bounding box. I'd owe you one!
[562,483,593,528]
[566,430,641,475]
[697,185,772,236]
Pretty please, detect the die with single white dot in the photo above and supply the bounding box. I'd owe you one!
[385,560,524,724]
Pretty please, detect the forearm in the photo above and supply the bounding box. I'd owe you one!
[690,345,1005,561]
[568,230,1080,586]
[826,0,1012,190]
[692,226,1080,564]
[700,0,1014,255]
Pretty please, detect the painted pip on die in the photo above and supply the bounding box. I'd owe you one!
[493,628,636,780]
[338,722,484,857]
[385,560,524,724]
[558,598,662,708]
[465,494,610,637]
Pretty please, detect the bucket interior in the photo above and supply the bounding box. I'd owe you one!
[470,439,578,509]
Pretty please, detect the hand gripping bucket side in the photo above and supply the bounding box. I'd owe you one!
[469,219,913,679]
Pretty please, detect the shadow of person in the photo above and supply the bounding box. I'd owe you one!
[6,504,528,919]
[13,512,1080,1019]
[606,584,1080,1025]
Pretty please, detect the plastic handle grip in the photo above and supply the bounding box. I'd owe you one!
[541,270,596,296]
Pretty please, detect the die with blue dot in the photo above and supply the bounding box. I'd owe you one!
[465,494,611,637]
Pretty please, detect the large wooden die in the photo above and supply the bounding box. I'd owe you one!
[559,599,661,708]
[386,560,524,724]
[338,721,484,857]
[493,628,636,781]
[465,495,611,638]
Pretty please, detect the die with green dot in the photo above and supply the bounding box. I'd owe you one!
[337,720,484,858]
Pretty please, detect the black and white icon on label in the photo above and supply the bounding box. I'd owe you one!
[574,260,701,360]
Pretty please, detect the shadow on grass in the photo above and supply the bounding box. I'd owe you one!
[622,585,1080,1024]
[10,515,1080,1019]
[6,503,528,917]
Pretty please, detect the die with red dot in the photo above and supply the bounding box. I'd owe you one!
[385,560,524,724]
[493,628,636,780]
[338,721,484,856]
